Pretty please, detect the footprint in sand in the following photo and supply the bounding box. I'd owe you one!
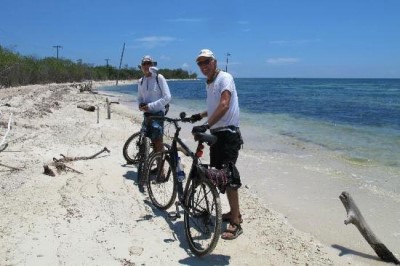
[129,246,144,256]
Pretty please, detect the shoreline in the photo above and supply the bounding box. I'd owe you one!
[0,81,392,265]
[98,80,400,264]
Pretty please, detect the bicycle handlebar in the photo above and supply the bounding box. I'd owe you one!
[151,116,192,123]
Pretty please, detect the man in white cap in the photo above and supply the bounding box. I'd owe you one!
[137,55,171,192]
[191,49,244,240]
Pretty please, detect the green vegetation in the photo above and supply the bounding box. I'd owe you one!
[0,45,197,88]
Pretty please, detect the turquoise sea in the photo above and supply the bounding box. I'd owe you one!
[99,78,400,258]
[101,78,400,170]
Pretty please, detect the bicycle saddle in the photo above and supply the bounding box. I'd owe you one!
[194,133,217,146]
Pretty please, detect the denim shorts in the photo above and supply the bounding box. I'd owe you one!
[142,111,164,141]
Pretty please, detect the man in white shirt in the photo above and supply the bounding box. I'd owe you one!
[191,49,243,240]
[137,55,171,191]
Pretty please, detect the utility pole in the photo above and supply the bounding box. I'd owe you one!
[116,42,125,86]
[53,45,63,59]
[105,59,111,80]
[105,58,110,67]
[225,52,231,72]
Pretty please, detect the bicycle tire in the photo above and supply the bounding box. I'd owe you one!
[148,143,171,159]
[137,137,150,186]
[184,177,222,257]
[146,152,177,210]
[123,132,170,165]
[122,132,141,164]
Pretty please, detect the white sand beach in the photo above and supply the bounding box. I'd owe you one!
[0,81,396,265]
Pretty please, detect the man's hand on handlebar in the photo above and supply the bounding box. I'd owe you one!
[139,103,149,112]
[192,124,209,134]
[189,113,203,123]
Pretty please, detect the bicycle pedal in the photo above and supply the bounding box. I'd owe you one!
[168,212,178,221]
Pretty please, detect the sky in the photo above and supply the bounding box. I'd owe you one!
[1,0,399,78]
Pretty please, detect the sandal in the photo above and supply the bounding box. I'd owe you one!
[222,212,243,224]
[221,222,243,240]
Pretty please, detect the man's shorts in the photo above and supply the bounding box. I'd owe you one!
[210,130,242,187]
[142,111,164,141]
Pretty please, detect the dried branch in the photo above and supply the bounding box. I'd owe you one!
[77,104,96,112]
[43,164,56,176]
[43,147,110,176]
[54,161,83,174]
[0,143,8,152]
[0,161,22,171]
[57,147,110,162]
[0,113,13,149]
[339,191,399,264]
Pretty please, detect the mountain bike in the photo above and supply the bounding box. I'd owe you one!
[123,107,170,165]
[145,112,222,257]
[123,127,150,192]
[123,112,170,192]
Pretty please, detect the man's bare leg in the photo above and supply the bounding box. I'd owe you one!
[221,187,242,239]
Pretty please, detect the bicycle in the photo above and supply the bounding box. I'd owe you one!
[123,109,170,192]
[123,126,150,192]
[145,112,222,257]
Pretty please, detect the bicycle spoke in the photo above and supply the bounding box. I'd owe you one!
[184,178,221,257]
[147,152,177,210]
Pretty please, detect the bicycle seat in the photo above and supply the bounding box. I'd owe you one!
[194,133,217,146]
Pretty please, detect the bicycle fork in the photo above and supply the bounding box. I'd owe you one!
[168,181,185,221]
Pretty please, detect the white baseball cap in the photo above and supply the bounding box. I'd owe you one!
[141,55,153,63]
[196,49,215,62]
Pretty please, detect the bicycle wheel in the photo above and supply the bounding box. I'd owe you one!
[148,143,171,159]
[146,152,177,210]
[122,132,141,164]
[184,177,222,257]
[137,137,150,186]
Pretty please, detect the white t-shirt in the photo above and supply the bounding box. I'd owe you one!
[206,71,240,129]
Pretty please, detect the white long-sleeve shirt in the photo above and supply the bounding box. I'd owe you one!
[137,73,171,113]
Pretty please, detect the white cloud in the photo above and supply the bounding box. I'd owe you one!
[266,57,300,65]
[134,36,177,49]
[269,39,320,45]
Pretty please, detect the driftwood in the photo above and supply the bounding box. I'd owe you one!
[43,147,110,176]
[339,191,399,264]
[0,113,13,149]
[0,161,22,171]
[54,161,83,174]
[77,104,96,112]
[77,81,94,93]
[43,164,56,176]
[0,143,8,152]
[56,147,110,162]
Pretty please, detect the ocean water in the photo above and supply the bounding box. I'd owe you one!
[101,78,400,168]
[99,78,400,257]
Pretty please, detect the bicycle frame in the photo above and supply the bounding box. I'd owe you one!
[158,117,213,219]
[148,114,222,256]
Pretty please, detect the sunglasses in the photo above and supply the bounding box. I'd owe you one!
[197,58,212,67]
[141,61,152,66]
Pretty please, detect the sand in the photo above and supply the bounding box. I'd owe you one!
[0,81,390,265]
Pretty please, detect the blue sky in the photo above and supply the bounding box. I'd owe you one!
[1,0,399,78]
